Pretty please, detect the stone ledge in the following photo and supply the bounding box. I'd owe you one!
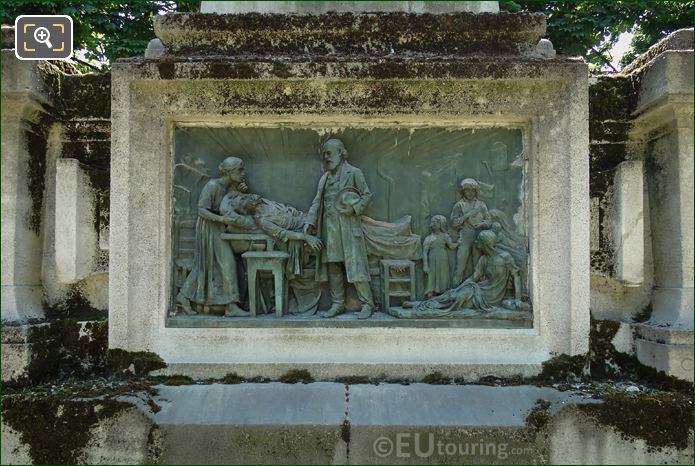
[201,1,500,15]
[155,362,545,382]
[634,337,694,382]
[154,12,546,57]
[115,56,585,82]
[633,323,694,345]
[623,28,693,75]
[145,383,590,464]
[166,313,532,329]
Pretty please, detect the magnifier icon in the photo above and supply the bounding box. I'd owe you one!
[33,27,53,49]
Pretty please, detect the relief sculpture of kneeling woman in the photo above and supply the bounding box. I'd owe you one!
[395,230,529,319]
[175,157,254,317]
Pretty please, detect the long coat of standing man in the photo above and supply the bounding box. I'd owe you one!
[304,139,375,319]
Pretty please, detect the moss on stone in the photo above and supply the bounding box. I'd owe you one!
[525,399,552,430]
[107,348,167,376]
[157,11,546,56]
[6,319,108,387]
[2,394,131,464]
[579,390,693,449]
[589,75,638,123]
[335,375,372,385]
[151,374,196,385]
[57,73,111,120]
[25,122,49,234]
[221,372,245,384]
[537,354,590,382]
[588,318,693,393]
[423,371,453,384]
[45,284,106,320]
[278,369,314,384]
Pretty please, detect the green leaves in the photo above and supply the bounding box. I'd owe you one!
[509,1,694,72]
[0,0,200,70]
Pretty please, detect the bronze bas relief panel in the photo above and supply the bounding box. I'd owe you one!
[169,125,531,327]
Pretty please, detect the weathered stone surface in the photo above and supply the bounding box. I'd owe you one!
[2,383,693,464]
[1,49,112,322]
[1,397,157,465]
[547,405,693,465]
[150,383,347,464]
[633,322,694,382]
[154,12,546,57]
[634,337,694,382]
[611,160,644,285]
[1,320,107,385]
[1,52,52,323]
[55,159,98,283]
[589,30,694,338]
[623,27,694,74]
[201,1,500,15]
[348,384,593,426]
[81,407,159,465]
[144,38,165,59]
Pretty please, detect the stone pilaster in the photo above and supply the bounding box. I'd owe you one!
[628,29,694,381]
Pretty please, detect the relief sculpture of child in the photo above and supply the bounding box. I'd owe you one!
[451,178,491,284]
[423,215,457,298]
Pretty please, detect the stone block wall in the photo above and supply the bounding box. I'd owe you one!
[588,29,693,381]
[1,44,111,323]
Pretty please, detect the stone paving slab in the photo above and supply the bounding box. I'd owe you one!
[347,383,594,426]
[152,382,347,426]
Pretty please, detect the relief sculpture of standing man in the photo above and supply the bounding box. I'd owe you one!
[304,139,375,319]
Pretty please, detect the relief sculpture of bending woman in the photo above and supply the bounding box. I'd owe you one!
[389,230,529,319]
[175,157,253,317]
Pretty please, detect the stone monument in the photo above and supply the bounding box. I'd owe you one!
[104,0,591,380]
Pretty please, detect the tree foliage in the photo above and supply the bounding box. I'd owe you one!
[0,1,200,69]
[501,1,694,72]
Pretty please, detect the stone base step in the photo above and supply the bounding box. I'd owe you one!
[3,383,692,464]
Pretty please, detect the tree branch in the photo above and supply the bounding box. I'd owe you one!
[71,57,101,71]
[591,46,619,72]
